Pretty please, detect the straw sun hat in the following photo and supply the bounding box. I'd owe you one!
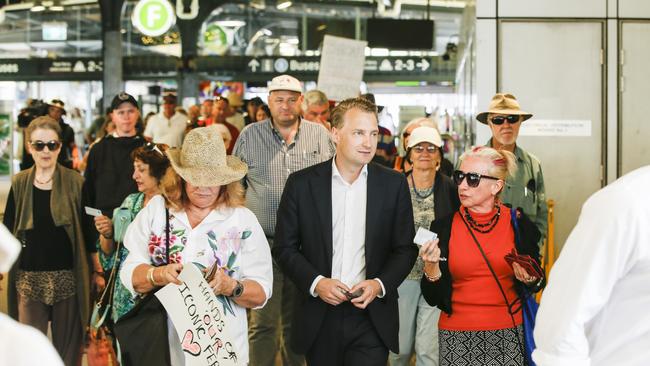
[166,126,247,187]
[476,93,533,124]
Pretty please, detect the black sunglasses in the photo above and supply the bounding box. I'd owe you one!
[453,170,499,187]
[30,140,61,152]
[490,115,520,125]
[144,142,164,157]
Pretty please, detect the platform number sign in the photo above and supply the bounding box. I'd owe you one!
[132,0,176,37]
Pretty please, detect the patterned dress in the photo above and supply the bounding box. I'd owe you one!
[98,192,144,322]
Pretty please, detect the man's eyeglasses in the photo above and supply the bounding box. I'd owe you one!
[412,145,438,154]
[144,142,164,157]
[490,115,521,125]
[30,140,61,152]
[453,170,500,188]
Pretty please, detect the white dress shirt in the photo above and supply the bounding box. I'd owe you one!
[532,166,650,366]
[144,112,188,147]
[310,159,385,297]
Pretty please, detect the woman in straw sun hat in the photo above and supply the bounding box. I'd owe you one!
[119,127,273,365]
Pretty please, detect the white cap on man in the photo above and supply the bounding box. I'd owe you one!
[268,74,303,93]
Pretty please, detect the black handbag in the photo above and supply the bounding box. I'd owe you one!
[113,209,172,366]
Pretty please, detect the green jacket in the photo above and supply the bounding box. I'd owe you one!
[487,139,548,241]
[6,164,91,331]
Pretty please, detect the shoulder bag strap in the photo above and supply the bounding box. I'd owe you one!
[460,214,526,356]
[459,215,519,315]
[165,208,170,264]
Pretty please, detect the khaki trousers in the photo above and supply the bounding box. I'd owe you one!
[18,293,82,366]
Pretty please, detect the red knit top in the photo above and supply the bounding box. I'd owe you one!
[438,204,523,331]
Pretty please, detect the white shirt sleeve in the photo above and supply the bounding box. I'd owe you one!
[143,117,155,139]
[119,195,163,297]
[237,209,273,309]
[532,191,638,366]
[309,275,325,297]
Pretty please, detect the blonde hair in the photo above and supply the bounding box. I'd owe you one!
[458,146,518,182]
[160,167,245,211]
[330,97,377,129]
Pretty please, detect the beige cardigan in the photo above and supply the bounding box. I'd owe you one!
[7,164,90,330]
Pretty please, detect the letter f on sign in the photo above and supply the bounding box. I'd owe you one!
[147,5,162,28]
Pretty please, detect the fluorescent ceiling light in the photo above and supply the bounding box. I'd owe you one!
[276,1,292,10]
[31,3,46,12]
[50,0,64,11]
[216,20,246,27]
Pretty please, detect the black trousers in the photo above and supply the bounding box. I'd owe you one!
[306,302,388,366]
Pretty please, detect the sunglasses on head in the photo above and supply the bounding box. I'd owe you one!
[30,140,61,152]
[453,170,499,187]
[144,142,164,157]
[490,115,520,125]
[412,145,438,154]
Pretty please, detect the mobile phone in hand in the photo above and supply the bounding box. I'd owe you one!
[345,289,363,300]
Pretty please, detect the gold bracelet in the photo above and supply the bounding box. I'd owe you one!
[147,267,158,287]
[424,270,442,282]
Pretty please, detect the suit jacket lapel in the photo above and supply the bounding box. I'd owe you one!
[310,160,333,274]
[365,164,383,262]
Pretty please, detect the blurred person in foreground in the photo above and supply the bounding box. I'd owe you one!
[532,166,650,366]
[420,146,544,366]
[0,223,63,365]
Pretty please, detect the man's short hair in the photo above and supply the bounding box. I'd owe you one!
[302,90,329,111]
[330,97,378,129]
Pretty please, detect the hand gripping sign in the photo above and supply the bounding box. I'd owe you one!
[156,264,239,366]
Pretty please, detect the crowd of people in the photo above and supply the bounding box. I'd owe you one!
[1,73,647,366]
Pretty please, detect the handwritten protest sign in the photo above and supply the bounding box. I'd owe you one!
[156,264,239,366]
[317,35,367,101]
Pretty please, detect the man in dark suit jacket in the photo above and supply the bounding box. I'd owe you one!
[273,97,417,366]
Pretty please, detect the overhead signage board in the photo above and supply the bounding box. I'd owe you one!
[0,58,102,81]
[317,35,367,101]
[245,57,435,75]
[132,0,176,37]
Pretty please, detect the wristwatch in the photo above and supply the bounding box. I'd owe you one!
[231,281,244,298]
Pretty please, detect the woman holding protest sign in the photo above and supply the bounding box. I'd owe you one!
[119,127,273,365]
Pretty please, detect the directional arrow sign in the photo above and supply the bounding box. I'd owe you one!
[248,59,260,72]
[416,59,430,72]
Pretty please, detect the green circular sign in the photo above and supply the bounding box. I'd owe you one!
[131,0,176,37]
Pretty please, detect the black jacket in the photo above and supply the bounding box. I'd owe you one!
[407,171,460,219]
[421,208,544,315]
[272,160,417,354]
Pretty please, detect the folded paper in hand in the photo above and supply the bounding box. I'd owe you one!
[413,227,438,247]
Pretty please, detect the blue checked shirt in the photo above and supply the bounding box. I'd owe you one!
[233,119,335,237]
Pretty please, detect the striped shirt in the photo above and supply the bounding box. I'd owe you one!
[233,119,335,237]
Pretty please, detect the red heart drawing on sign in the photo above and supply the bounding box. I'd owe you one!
[182,329,201,356]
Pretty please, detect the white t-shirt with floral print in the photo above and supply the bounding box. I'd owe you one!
[120,195,273,365]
